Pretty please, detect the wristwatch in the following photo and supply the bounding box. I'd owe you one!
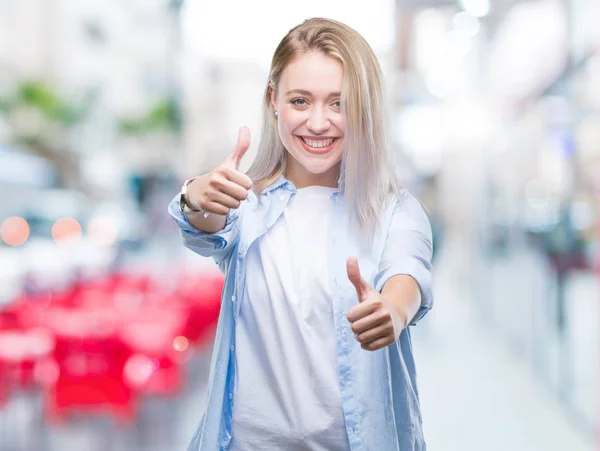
[179,178,210,218]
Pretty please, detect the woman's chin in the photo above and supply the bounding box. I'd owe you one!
[285,156,340,186]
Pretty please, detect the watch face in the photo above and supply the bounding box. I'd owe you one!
[179,189,187,214]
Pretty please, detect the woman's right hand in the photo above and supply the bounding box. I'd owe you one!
[186,126,254,217]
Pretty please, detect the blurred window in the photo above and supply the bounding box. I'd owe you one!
[83,21,108,45]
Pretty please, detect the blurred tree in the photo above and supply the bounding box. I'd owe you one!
[0,80,90,187]
[118,97,182,135]
[17,82,85,125]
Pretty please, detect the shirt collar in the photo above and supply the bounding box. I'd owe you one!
[262,175,296,194]
[261,174,341,197]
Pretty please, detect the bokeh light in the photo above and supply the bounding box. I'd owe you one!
[124,354,159,387]
[0,216,30,246]
[52,218,82,244]
[173,336,189,352]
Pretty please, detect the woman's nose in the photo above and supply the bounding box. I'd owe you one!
[306,108,331,134]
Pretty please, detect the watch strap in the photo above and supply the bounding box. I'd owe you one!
[180,178,210,218]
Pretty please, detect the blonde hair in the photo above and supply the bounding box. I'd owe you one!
[247,17,401,239]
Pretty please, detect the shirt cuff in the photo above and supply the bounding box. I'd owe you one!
[374,257,433,326]
[168,194,241,254]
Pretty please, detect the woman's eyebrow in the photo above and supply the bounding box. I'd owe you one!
[285,89,341,98]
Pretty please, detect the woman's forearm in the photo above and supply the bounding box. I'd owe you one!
[381,274,422,329]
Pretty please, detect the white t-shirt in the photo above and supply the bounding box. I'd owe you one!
[229,186,350,451]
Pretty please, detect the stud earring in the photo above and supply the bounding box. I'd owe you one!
[274,111,278,117]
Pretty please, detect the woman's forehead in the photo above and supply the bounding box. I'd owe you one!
[278,51,343,95]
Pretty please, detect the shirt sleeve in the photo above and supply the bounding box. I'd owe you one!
[167,193,242,267]
[373,191,434,326]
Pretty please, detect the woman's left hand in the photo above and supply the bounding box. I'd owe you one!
[346,257,407,351]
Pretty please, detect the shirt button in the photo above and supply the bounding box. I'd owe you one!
[279,195,285,202]
[231,295,236,302]
[239,244,246,254]
[229,393,233,400]
[231,345,235,352]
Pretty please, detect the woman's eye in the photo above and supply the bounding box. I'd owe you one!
[291,98,307,106]
[332,100,341,109]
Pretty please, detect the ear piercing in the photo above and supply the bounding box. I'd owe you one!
[274,111,278,117]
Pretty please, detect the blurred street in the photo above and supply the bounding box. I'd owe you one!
[1,0,599,449]
[414,239,595,451]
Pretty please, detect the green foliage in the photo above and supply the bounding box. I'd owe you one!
[18,81,85,125]
[0,80,87,125]
[119,97,181,135]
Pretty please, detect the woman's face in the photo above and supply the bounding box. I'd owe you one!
[271,51,345,188]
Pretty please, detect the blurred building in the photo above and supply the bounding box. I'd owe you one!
[0,0,184,195]
[179,59,267,176]
[392,0,599,441]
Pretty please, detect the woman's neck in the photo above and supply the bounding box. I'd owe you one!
[285,160,340,189]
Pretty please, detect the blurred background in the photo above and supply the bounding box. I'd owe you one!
[0,0,598,450]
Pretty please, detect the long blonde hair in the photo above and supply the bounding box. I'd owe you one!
[247,17,400,238]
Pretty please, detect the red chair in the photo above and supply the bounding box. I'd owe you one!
[119,307,187,396]
[0,360,8,408]
[0,328,56,390]
[44,307,135,425]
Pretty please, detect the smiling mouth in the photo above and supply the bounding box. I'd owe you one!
[300,137,338,148]
[297,136,340,155]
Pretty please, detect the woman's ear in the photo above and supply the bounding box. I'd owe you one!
[269,83,277,112]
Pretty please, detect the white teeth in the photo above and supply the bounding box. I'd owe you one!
[302,137,335,148]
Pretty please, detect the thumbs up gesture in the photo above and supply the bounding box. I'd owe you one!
[346,257,404,351]
[185,126,254,216]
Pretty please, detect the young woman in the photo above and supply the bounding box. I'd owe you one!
[169,17,433,451]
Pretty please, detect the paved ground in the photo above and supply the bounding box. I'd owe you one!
[412,242,596,451]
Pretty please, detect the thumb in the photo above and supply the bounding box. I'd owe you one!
[346,257,369,302]
[225,126,251,169]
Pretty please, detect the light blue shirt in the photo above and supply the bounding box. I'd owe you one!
[169,176,434,451]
